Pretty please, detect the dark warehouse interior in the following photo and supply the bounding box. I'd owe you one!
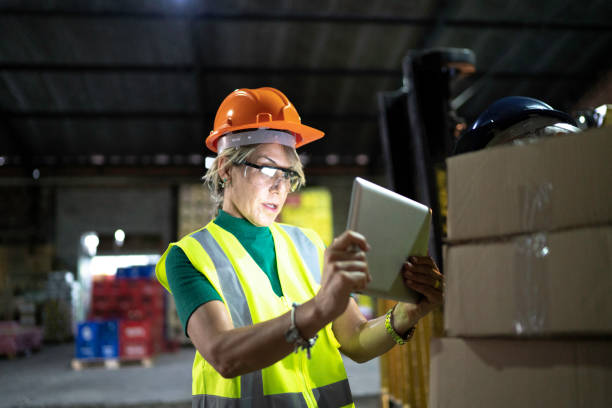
[1,1,611,407]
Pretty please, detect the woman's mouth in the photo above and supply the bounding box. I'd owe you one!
[263,203,278,211]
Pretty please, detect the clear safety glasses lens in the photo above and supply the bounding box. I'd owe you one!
[242,162,300,192]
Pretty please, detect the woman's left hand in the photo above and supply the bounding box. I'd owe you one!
[395,256,444,328]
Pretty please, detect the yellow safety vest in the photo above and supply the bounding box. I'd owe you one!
[156,221,354,408]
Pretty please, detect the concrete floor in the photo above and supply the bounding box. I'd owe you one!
[1,343,381,408]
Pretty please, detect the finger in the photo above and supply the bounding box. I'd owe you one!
[332,259,371,286]
[408,256,438,269]
[402,266,443,287]
[332,230,370,252]
[334,260,368,273]
[403,278,444,303]
[328,249,367,262]
[403,261,441,278]
[340,271,370,290]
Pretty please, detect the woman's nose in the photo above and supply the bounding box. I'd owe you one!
[269,175,286,192]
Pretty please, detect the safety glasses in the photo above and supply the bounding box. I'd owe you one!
[241,161,301,192]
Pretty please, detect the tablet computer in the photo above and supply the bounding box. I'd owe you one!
[346,177,431,303]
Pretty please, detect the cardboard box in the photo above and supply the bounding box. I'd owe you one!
[446,127,612,242]
[429,337,612,408]
[444,226,612,337]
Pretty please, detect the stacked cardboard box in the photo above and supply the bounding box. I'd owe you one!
[430,127,612,407]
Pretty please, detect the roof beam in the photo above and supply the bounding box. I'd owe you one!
[0,63,400,77]
[3,111,378,122]
[0,9,610,31]
[0,64,595,80]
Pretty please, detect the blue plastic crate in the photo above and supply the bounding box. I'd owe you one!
[98,320,119,358]
[75,320,120,359]
[137,265,156,278]
[116,266,140,279]
[75,321,100,359]
[116,264,155,279]
[115,267,126,279]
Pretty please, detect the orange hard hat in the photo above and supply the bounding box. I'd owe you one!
[206,87,324,153]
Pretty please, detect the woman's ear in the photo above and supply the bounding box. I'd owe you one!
[217,156,230,180]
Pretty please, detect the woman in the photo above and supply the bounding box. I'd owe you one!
[156,87,443,407]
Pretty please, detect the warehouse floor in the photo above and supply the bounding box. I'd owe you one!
[0,343,381,408]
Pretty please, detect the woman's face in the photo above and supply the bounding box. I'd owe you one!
[222,143,294,227]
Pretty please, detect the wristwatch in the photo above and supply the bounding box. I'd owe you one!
[285,304,302,344]
[285,302,317,359]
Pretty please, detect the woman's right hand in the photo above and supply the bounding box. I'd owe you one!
[315,230,371,322]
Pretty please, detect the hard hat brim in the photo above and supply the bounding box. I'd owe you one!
[206,121,324,153]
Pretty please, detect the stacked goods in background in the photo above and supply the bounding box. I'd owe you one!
[430,127,612,407]
[74,264,165,365]
[43,272,77,342]
[177,184,217,239]
[0,244,54,327]
[0,321,43,357]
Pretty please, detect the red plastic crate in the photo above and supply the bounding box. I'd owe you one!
[119,319,164,359]
[92,279,119,297]
[120,340,155,359]
[120,320,152,341]
[91,297,117,311]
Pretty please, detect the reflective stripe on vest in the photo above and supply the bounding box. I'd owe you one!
[190,229,264,400]
[192,392,308,408]
[279,224,321,284]
[312,379,353,407]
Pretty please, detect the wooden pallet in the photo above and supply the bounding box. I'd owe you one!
[71,356,154,370]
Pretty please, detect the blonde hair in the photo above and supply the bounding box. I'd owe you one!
[202,144,306,212]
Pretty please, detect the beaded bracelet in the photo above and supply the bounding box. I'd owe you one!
[384,305,415,345]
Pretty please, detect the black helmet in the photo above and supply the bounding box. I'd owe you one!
[454,96,578,155]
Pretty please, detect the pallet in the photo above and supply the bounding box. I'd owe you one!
[71,356,154,370]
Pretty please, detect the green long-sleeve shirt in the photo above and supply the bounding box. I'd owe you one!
[165,210,283,336]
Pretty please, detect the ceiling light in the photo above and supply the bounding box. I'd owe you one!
[114,229,125,247]
[325,154,339,165]
[91,155,105,165]
[189,154,202,165]
[356,154,369,166]
[154,154,170,165]
[82,232,100,256]
[299,154,310,166]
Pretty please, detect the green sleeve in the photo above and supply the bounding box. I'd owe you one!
[165,245,223,336]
